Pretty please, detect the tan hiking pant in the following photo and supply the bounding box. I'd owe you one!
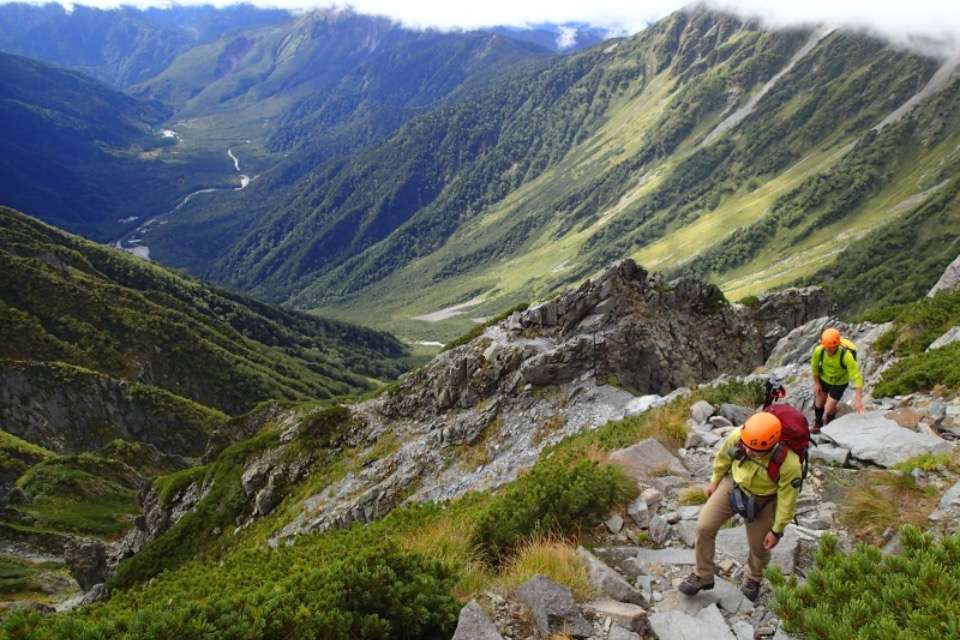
[694,477,775,582]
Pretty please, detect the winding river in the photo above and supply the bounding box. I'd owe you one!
[115,141,252,259]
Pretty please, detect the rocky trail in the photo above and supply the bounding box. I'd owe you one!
[13,259,960,638]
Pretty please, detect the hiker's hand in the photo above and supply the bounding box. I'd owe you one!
[706,483,717,497]
[813,381,822,395]
[855,397,864,414]
[764,532,780,550]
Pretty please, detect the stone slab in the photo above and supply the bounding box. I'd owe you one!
[821,412,953,467]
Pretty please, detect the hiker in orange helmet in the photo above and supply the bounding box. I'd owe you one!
[811,327,864,433]
[679,412,802,602]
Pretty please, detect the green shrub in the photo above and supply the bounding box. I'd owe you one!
[893,453,954,473]
[1,537,459,640]
[700,379,764,408]
[769,527,960,639]
[14,454,140,536]
[471,458,635,563]
[868,290,960,356]
[108,432,280,588]
[874,342,960,397]
[152,465,209,507]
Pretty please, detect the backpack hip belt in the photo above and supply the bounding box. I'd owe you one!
[728,483,775,523]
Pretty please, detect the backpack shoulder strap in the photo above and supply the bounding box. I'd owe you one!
[838,346,848,371]
[766,443,787,483]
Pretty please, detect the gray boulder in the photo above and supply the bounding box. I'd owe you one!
[63,539,108,591]
[608,624,643,640]
[626,395,664,416]
[709,415,734,429]
[576,547,646,605]
[582,599,648,633]
[606,514,625,534]
[627,496,650,528]
[609,438,688,480]
[649,515,671,545]
[927,326,960,351]
[634,548,695,567]
[657,577,748,616]
[690,401,715,424]
[79,583,109,607]
[715,525,803,574]
[649,603,736,640]
[719,404,754,426]
[808,443,850,466]
[451,600,504,640]
[516,575,593,638]
[929,480,960,525]
[732,621,755,640]
[822,412,953,467]
[928,253,960,297]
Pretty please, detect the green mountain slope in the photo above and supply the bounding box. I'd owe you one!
[152,8,960,343]
[110,10,552,266]
[0,207,410,418]
[0,2,293,87]
[0,52,241,241]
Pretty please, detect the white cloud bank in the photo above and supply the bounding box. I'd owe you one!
[18,0,960,56]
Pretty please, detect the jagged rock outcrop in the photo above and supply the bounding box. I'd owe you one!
[752,287,834,358]
[265,262,826,541]
[111,476,209,570]
[0,361,215,456]
[385,261,824,419]
[927,253,960,297]
[63,539,107,591]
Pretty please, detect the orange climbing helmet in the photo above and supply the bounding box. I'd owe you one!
[740,412,782,451]
[821,328,841,349]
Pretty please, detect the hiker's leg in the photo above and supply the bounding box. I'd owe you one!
[824,384,846,424]
[813,387,827,428]
[695,478,734,580]
[745,499,777,581]
[823,395,839,423]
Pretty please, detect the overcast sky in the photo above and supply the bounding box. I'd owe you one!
[17,0,960,56]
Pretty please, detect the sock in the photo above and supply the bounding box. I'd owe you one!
[814,406,824,427]
[825,412,836,425]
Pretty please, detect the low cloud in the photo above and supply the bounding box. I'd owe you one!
[20,0,960,57]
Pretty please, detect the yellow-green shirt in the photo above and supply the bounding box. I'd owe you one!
[710,428,801,534]
[811,345,863,388]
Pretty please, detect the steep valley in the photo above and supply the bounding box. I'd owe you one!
[4,4,960,639]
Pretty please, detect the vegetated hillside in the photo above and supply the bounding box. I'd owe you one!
[145,8,960,344]
[0,52,240,240]
[0,207,410,417]
[0,2,293,87]
[110,9,553,269]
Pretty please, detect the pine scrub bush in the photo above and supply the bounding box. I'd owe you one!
[471,458,635,563]
[768,527,960,639]
[0,537,459,640]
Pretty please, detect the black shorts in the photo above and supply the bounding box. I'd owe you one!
[821,382,848,400]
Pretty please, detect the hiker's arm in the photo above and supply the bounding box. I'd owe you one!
[810,349,822,392]
[709,431,739,488]
[772,466,801,536]
[846,351,865,413]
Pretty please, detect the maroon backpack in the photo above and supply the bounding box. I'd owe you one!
[762,403,810,484]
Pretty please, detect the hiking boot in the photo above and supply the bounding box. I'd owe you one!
[741,578,761,602]
[678,573,714,596]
